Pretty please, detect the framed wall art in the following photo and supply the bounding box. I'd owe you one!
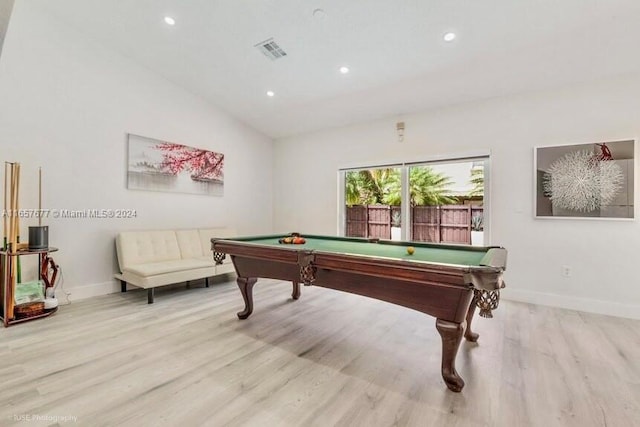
[127,134,224,196]
[534,139,635,219]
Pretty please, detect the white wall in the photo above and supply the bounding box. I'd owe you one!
[0,2,273,299]
[273,73,640,319]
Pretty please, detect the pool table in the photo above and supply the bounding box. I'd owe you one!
[211,233,507,392]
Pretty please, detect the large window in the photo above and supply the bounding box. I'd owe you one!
[338,156,489,245]
[343,166,403,239]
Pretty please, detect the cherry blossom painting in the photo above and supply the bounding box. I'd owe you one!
[127,134,224,196]
[535,139,635,219]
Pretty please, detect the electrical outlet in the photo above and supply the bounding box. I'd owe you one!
[561,265,571,278]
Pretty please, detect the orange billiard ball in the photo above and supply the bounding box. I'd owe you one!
[406,246,415,255]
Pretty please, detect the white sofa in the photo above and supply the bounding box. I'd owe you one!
[115,228,236,303]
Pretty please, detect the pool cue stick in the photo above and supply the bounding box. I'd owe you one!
[11,164,18,308]
[1,163,7,323]
[38,167,42,227]
[3,162,7,250]
[7,163,17,319]
[15,163,21,284]
[12,163,20,314]
[12,164,19,307]
[3,163,12,320]
[5,163,16,319]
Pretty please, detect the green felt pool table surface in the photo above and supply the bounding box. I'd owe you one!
[234,234,490,266]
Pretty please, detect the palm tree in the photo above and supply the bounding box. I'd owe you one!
[345,171,366,205]
[468,164,484,198]
[347,167,456,206]
[383,167,456,206]
[345,169,396,205]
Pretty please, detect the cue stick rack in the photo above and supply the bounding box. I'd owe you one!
[1,162,59,326]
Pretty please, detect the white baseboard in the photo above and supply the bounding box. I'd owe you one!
[503,288,640,320]
[66,280,121,301]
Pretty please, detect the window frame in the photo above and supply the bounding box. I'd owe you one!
[338,152,491,244]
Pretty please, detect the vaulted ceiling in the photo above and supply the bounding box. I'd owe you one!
[0,0,15,57]
[31,0,640,138]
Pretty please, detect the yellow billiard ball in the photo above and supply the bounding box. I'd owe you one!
[406,246,415,255]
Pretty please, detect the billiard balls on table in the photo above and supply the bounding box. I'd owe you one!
[406,246,415,255]
[279,236,306,244]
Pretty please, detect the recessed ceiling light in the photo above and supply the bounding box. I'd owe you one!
[164,16,176,26]
[339,66,350,74]
[266,91,275,97]
[313,8,326,19]
[443,32,456,42]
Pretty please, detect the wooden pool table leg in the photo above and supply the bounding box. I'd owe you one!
[236,277,257,319]
[291,281,300,300]
[436,318,465,392]
[464,294,480,342]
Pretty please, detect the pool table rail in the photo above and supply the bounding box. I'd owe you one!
[212,237,506,291]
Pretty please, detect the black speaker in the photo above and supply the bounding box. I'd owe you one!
[28,226,49,250]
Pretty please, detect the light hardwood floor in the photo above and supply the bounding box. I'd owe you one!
[1,278,638,427]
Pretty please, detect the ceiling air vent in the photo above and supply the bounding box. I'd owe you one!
[254,38,287,60]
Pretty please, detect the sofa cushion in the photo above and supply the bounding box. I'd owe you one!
[116,231,181,271]
[123,258,213,277]
[176,229,204,259]
[119,266,216,289]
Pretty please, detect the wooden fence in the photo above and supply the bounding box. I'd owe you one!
[346,205,483,244]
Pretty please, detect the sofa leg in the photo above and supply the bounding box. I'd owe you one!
[121,280,127,293]
[186,281,190,289]
[147,288,155,304]
[205,277,209,288]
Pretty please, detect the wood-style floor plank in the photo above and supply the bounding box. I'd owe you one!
[0,278,638,427]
